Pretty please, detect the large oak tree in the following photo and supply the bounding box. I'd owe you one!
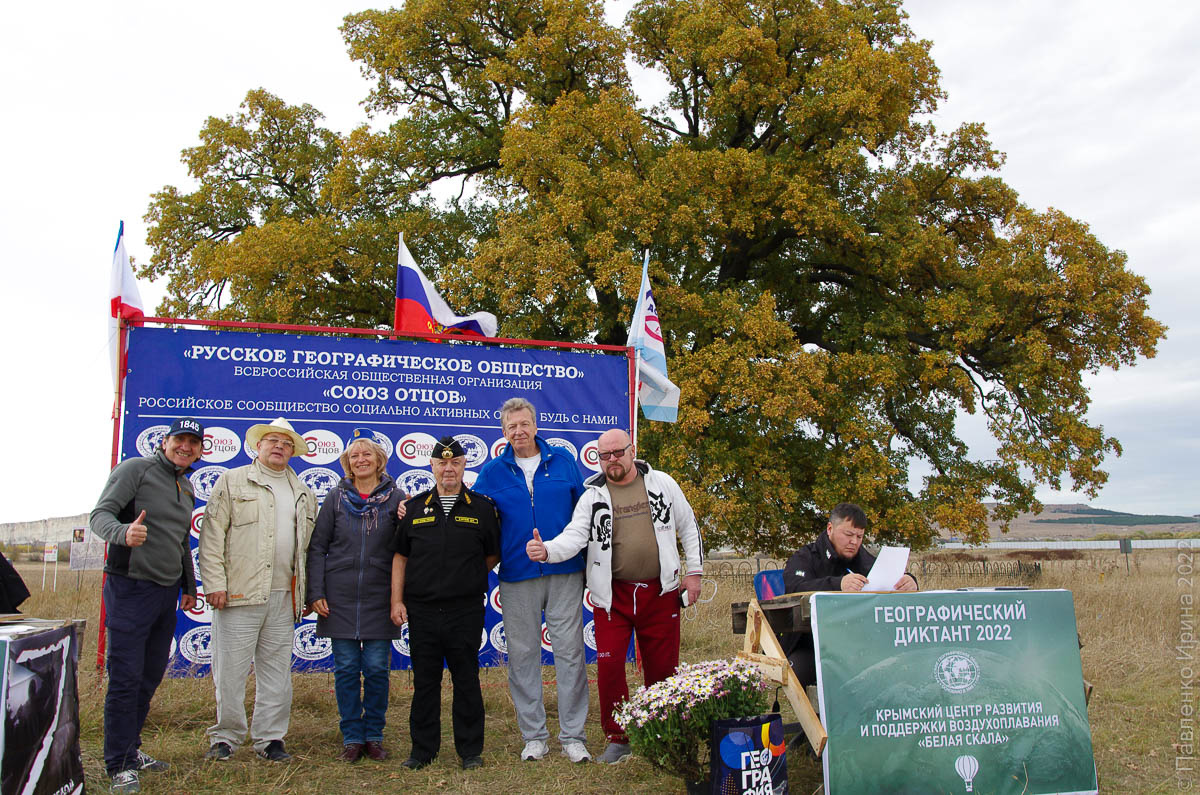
[144,0,1164,554]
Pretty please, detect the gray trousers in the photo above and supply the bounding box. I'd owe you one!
[207,590,294,752]
[500,572,589,744]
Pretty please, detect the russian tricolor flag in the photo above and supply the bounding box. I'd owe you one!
[393,234,497,338]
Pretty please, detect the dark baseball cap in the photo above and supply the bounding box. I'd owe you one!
[430,436,465,459]
[167,417,205,439]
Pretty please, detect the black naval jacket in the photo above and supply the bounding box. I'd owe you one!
[390,487,500,607]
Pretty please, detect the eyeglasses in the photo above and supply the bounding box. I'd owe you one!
[261,436,295,449]
[597,444,631,461]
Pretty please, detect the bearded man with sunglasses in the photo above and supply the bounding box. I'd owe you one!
[526,428,703,765]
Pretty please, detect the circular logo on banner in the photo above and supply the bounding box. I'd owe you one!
[540,623,554,653]
[546,437,578,461]
[243,438,259,460]
[392,624,411,657]
[583,620,597,651]
[185,585,212,624]
[396,432,438,467]
[201,426,240,463]
[299,467,340,502]
[364,430,394,459]
[190,466,228,502]
[454,434,488,468]
[490,438,508,459]
[581,439,602,472]
[718,731,756,770]
[934,651,980,694]
[135,425,170,458]
[293,624,332,661]
[301,429,344,465]
[190,507,205,540]
[583,588,597,612]
[463,471,478,488]
[179,626,214,665]
[489,622,507,654]
[398,469,436,496]
[489,586,502,614]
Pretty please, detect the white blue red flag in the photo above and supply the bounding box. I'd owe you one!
[393,234,497,338]
[627,250,680,422]
[109,221,145,386]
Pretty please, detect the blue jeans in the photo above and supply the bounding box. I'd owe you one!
[331,638,391,744]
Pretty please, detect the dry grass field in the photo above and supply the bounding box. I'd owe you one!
[11,546,1194,793]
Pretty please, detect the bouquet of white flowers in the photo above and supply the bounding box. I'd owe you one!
[615,658,770,784]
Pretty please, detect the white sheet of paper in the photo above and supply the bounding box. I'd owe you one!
[864,546,910,591]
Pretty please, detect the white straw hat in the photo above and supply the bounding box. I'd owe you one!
[245,417,307,458]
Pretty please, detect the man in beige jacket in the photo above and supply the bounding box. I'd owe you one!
[198,417,317,763]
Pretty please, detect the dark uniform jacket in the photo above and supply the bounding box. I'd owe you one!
[390,487,500,607]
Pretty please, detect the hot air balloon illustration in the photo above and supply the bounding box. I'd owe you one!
[955,754,979,792]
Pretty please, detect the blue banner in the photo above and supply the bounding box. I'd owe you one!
[118,326,631,676]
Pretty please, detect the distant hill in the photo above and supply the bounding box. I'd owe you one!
[980,503,1200,540]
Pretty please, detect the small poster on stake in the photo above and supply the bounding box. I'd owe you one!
[41,543,59,591]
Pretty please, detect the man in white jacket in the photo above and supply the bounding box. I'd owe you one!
[527,428,703,764]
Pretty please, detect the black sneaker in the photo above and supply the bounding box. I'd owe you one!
[461,756,483,770]
[203,742,233,762]
[401,756,433,770]
[135,749,168,772]
[257,740,291,762]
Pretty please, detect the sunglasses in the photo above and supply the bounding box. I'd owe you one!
[597,444,631,461]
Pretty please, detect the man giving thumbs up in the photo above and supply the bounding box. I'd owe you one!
[90,417,204,792]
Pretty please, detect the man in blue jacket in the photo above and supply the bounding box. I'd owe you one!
[473,398,591,763]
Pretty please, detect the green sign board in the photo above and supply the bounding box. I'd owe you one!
[812,589,1097,795]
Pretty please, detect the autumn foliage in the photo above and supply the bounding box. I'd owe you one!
[144,0,1164,554]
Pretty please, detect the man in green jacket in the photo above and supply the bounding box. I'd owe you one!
[91,417,204,793]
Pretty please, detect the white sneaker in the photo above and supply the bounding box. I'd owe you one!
[561,741,591,763]
[109,769,140,793]
[521,739,549,761]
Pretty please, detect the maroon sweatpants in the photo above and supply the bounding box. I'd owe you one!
[595,578,681,743]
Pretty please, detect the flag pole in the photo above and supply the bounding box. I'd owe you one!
[632,348,641,448]
[98,315,126,669]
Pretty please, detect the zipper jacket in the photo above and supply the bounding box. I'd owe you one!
[473,437,586,583]
[541,460,704,611]
[304,475,403,640]
[90,448,197,596]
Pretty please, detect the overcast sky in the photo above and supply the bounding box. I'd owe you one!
[0,0,1195,524]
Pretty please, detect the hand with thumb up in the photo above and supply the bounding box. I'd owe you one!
[126,510,149,547]
[526,528,548,562]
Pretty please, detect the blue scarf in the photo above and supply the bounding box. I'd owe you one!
[340,478,394,537]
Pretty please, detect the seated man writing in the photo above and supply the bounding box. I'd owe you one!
[781,502,917,686]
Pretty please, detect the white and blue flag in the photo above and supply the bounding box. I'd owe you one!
[627,251,680,422]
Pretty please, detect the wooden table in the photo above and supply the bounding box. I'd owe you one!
[731,592,813,635]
